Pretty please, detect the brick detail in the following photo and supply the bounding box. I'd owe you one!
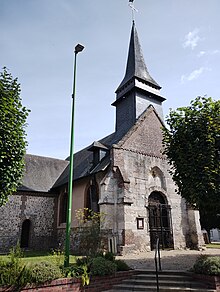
[0,271,137,292]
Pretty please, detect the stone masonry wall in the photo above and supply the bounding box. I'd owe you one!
[99,108,204,253]
[0,192,56,253]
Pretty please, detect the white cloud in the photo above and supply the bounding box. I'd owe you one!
[197,49,220,57]
[183,28,201,50]
[197,51,206,57]
[181,67,209,83]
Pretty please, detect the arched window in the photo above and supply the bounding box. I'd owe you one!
[20,219,31,248]
[59,192,68,224]
[85,179,99,214]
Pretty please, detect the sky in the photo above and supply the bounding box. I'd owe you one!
[1,0,220,159]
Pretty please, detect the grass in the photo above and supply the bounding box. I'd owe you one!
[206,243,220,249]
[0,250,77,265]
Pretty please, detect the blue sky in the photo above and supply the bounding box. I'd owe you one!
[1,0,220,159]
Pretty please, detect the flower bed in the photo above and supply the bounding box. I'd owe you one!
[0,270,137,292]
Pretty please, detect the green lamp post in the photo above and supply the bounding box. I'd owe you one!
[64,43,84,267]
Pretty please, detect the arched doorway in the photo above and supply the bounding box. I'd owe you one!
[20,219,31,248]
[148,191,174,250]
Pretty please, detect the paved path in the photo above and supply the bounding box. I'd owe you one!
[116,248,220,271]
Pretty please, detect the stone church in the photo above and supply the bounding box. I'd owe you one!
[0,21,204,254]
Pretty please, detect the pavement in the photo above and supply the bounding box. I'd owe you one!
[116,248,220,271]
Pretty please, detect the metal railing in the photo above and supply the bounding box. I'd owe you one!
[154,237,162,292]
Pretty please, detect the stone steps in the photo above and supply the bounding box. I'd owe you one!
[104,270,216,292]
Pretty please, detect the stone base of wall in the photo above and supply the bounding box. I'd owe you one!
[0,271,137,292]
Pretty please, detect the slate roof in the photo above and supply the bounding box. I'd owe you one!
[18,154,69,192]
[53,132,120,188]
[116,21,161,94]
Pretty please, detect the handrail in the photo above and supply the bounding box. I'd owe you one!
[154,237,162,292]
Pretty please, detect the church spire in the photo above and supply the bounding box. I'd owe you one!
[112,20,165,134]
[116,21,161,95]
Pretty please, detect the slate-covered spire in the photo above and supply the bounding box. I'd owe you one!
[112,20,165,134]
[116,21,161,95]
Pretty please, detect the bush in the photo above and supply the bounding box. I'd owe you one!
[74,209,105,256]
[192,255,220,276]
[0,241,31,289]
[114,259,131,271]
[103,252,115,261]
[29,261,62,284]
[0,259,28,287]
[63,257,91,286]
[91,257,117,276]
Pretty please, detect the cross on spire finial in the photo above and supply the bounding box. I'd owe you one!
[128,0,138,22]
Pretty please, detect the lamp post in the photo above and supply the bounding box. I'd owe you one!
[64,43,84,267]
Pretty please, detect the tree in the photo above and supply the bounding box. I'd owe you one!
[200,208,220,239]
[0,68,30,206]
[162,96,220,216]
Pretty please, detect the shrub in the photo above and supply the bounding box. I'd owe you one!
[114,259,131,271]
[50,248,64,267]
[74,209,106,256]
[0,241,31,289]
[29,261,62,284]
[192,255,220,276]
[103,252,115,261]
[91,257,117,276]
[63,257,91,286]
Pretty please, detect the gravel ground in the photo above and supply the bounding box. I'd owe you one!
[116,248,220,271]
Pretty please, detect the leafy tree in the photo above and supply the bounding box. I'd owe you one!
[162,96,220,216]
[0,68,29,206]
[200,208,220,239]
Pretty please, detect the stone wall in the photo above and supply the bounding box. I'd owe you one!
[99,107,204,253]
[0,192,56,253]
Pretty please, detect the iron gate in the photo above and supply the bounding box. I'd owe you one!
[148,204,174,250]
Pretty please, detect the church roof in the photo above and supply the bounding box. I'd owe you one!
[53,132,119,188]
[116,21,161,94]
[20,21,165,192]
[18,154,69,193]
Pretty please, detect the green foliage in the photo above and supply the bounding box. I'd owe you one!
[90,256,117,276]
[0,260,31,289]
[162,96,220,215]
[114,259,131,271]
[63,257,91,286]
[0,67,30,206]
[103,252,115,261]
[192,255,220,275]
[75,208,105,256]
[29,261,62,284]
[50,248,64,267]
[200,209,220,234]
[0,242,30,289]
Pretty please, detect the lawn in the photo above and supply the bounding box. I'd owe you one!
[0,250,77,265]
[206,243,220,249]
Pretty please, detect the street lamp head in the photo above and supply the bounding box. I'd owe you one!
[75,44,84,54]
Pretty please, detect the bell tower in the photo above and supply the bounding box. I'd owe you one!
[112,21,166,135]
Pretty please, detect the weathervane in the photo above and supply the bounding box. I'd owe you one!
[128,0,138,21]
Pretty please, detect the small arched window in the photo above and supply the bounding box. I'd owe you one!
[59,192,68,224]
